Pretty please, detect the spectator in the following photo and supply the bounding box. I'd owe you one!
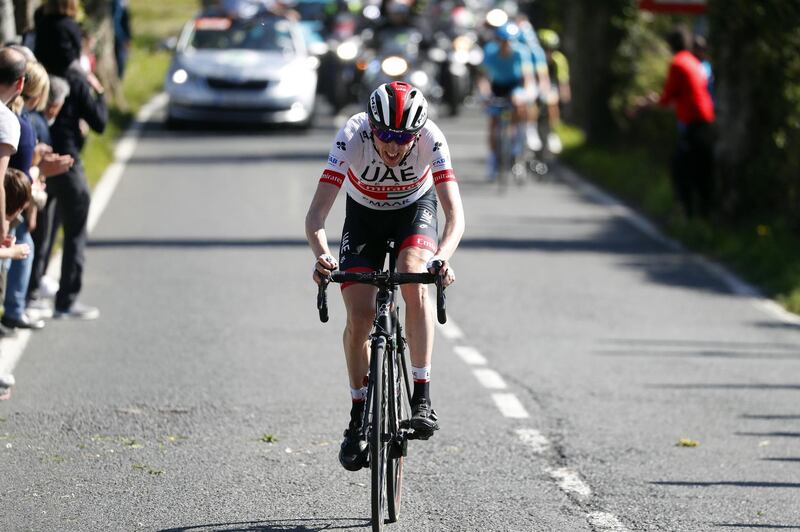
[112,0,132,78]
[0,168,32,262]
[692,34,714,100]
[635,25,716,219]
[28,75,72,310]
[33,0,82,76]
[4,59,44,330]
[0,47,26,245]
[35,1,108,320]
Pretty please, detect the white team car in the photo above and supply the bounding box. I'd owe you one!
[165,11,318,127]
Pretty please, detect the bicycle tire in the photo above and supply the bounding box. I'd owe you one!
[386,329,407,522]
[497,116,510,189]
[370,337,387,531]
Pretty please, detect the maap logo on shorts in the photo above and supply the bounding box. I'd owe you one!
[420,209,434,225]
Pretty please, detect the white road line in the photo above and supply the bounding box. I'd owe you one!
[515,428,550,454]
[438,319,464,340]
[453,345,487,365]
[587,512,630,532]
[491,393,529,418]
[0,94,166,389]
[472,368,507,389]
[0,331,31,381]
[548,467,592,498]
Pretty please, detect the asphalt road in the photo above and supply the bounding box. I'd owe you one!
[1,100,799,532]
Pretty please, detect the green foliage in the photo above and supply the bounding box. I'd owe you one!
[82,0,197,188]
[708,0,800,226]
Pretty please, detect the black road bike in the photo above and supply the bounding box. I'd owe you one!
[317,241,447,531]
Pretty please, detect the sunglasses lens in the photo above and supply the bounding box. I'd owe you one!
[373,128,415,144]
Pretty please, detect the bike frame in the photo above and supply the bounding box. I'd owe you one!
[317,240,446,530]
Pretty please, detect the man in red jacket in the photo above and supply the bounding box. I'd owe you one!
[638,25,716,219]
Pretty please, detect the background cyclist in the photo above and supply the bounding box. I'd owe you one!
[305,81,465,472]
[514,13,550,153]
[538,28,570,154]
[478,22,535,180]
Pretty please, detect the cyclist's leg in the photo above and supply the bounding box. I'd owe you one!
[342,284,377,388]
[511,87,528,156]
[339,200,385,389]
[487,113,500,179]
[337,200,385,470]
[395,191,440,435]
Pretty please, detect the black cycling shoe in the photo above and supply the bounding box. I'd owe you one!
[410,401,439,439]
[339,425,368,471]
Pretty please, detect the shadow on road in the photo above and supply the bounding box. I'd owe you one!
[713,525,800,529]
[648,383,800,391]
[128,151,326,166]
[735,431,800,438]
[652,480,800,488]
[157,518,369,532]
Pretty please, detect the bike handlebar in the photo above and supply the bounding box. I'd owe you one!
[317,265,448,324]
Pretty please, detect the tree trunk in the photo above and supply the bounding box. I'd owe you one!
[561,0,635,144]
[83,0,126,110]
[12,0,37,34]
[709,0,800,222]
[0,0,16,42]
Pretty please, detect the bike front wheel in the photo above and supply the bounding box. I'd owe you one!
[386,337,408,522]
[370,337,388,531]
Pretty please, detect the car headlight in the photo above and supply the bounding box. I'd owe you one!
[381,56,408,77]
[409,70,428,88]
[171,68,190,84]
[337,41,359,61]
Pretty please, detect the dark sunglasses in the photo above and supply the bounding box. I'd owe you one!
[371,126,417,145]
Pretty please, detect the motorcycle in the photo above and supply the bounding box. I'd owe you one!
[358,27,443,112]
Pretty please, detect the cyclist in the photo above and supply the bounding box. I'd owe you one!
[514,14,550,152]
[537,28,570,154]
[477,22,535,180]
[305,81,465,471]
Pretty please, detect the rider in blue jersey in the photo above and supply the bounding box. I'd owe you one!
[478,23,535,179]
[515,14,551,152]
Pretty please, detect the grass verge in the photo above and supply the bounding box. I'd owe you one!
[82,0,198,188]
[559,124,800,315]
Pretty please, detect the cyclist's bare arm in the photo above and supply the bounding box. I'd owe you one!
[432,181,465,286]
[305,182,340,283]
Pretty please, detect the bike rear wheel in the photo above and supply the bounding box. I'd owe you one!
[370,338,388,531]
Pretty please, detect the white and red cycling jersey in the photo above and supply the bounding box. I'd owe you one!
[319,112,456,210]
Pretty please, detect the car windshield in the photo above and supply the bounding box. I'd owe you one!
[188,16,295,53]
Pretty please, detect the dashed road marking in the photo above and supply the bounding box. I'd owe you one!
[453,345,487,365]
[548,467,592,498]
[472,368,507,389]
[438,320,464,340]
[445,317,627,530]
[515,428,550,454]
[491,393,529,418]
[587,512,631,532]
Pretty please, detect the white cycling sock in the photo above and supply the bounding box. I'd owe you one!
[350,386,368,403]
[412,365,431,382]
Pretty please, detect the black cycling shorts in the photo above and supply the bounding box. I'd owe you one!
[339,187,438,287]
[491,79,524,98]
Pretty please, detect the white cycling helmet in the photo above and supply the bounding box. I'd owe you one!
[367,81,428,134]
